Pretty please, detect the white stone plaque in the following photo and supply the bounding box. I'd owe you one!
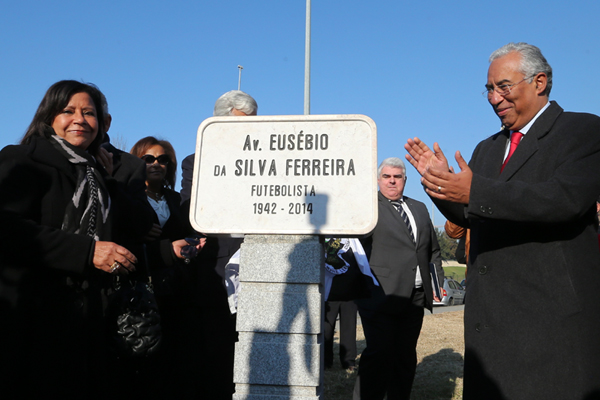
[189,115,377,235]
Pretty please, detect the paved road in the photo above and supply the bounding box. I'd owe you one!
[355,304,463,326]
[427,304,464,315]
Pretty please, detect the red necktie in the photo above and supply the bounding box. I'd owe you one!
[501,131,523,172]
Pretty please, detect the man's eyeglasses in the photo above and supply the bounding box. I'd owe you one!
[482,75,533,98]
[141,154,170,165]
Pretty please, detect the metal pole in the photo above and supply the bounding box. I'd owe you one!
[238,65,243,90]
[304,0,311,115]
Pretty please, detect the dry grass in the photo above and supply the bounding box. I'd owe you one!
[323,309,464,400]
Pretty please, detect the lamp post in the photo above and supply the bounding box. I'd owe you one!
[238,65,243,90]
[304,0,311,115]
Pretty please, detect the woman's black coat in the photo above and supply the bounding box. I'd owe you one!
[0,136,118,398]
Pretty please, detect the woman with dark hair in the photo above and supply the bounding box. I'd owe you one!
[130,136,180,235]
[130,136,202,397]
[0,81,201,399]
[0,80,138,398]
[21,80,107,154]
[129,136,189,249]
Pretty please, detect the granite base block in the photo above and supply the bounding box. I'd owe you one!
[240,235,323,283]
[237,282,322,333]
[234,332,321,386]
[233,383,322,400]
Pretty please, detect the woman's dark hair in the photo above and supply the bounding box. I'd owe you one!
[21,80,106,154]
[130,136,177,190]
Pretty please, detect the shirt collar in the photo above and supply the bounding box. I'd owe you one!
[388,196,405,204]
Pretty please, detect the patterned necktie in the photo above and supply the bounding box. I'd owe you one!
[391,201,415,244]
[501,131,524,172]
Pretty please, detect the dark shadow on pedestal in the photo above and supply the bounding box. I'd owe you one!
[244,194,328,398]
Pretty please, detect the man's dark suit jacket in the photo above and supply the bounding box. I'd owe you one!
[101,141,154,244]
[354,191,442,400]
[437,101,600,400]
[180,153,243,280]
[358,191,443,312]
[180,153,241,399]
[179,153,196,207]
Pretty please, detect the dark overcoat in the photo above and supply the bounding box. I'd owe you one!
[437,101,600,399]
[102,141,154,244]
[179,152,242,398]
[0,136,114,398]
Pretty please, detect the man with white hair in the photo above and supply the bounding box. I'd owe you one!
[179,90,257,400]
[180,90,258,203]
[406,42,600,399]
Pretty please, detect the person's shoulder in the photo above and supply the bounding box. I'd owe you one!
[182,153,195,166]
[0,140,59,180]
[164,187,182,202]
[549,103,600,139]
[101,142,143,164]
[559,109,600,125]
[470,129,506,158]
[103,143,137,161]
[480,129,506,144]
[101,141,120,154]
[538,100,600,127]
[403,195,426,209]
[0,144,32,172]
[119,150,145,166]
[1,137,51,163]
[0,143,29,158]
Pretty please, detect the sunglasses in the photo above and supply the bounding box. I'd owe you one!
[141,154,170,165]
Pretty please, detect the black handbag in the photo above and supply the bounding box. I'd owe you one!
[106,245,162,358]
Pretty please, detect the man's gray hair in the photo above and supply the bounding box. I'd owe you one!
[213,90,258,116]
[489,42,553,96]
[377,157,406,177]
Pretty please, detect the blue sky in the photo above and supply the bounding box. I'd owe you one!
[2,0,600,227]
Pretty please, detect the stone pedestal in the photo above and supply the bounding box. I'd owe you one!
[233,235,324,400]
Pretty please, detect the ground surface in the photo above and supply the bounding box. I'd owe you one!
[324,309,465,400]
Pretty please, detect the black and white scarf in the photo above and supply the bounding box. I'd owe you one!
[49,135,110,241]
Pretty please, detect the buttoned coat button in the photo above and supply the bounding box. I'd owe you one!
[475,323,481,332]
[479,265,488,275]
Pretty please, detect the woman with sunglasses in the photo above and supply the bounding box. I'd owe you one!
[130,136,203,397]
[130,137,180,238]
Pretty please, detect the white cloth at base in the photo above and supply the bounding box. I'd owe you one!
[224,249,241,314]
[324,238,378,301]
